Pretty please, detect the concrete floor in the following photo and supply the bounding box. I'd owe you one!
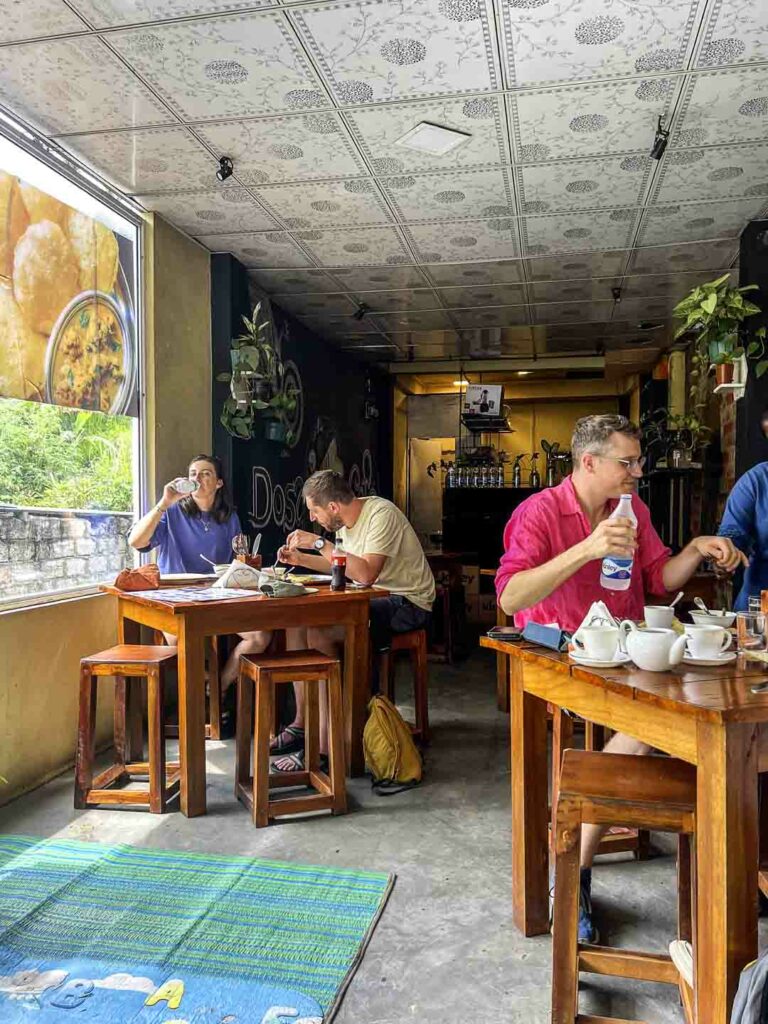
[0,649,699,1022]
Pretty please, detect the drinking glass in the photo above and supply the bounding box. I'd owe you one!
[736,611,768,654]
[748,594,762,614]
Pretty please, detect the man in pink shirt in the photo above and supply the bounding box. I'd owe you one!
[496,414,746,941]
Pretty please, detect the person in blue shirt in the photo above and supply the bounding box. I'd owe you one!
[128,453,270,693]
[717,461,768,609]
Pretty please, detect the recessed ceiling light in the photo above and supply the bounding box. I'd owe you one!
[517,370,531,376]
[395,121,472,156]
[453,378,470,386]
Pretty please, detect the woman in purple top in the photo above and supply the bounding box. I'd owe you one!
[128,453,271,699]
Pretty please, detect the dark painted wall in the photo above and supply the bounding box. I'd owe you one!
[211,254,392,561]
[736,219,768,478]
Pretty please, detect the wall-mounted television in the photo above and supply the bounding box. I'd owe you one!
[463,383,503,416]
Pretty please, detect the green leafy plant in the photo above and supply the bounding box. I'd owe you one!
[673,273,766,380]
[216,303,297,443]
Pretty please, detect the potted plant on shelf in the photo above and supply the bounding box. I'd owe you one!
[673,273,766,388]
[217,303,298,444]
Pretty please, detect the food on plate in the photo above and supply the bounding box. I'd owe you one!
[50,296,126,412]
[66,210,119,294]
[0,172,29,278]
[0,283,47,399]
[18,183,67,227]
[13,220,79,333]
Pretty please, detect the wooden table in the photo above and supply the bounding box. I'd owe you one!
[100,583,381,817]
[481,636,768,1024]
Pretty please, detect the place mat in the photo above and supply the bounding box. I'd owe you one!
[129,586,254,602]
[0,834,394,1022]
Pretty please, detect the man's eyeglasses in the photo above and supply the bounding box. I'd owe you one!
[599,455,646,472]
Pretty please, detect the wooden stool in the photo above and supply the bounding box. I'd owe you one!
[235,650,347,827]
[75,645,181,813]
[551,749,696,1024]
[153,630,225,740]
[379,629,429,744]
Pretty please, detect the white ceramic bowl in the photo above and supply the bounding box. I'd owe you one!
[689,609,736,628]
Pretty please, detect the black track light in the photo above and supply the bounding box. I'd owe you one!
[611,286,622,303]
[216,156,234,182]
[352,303,370,321]
[649,117,669,160]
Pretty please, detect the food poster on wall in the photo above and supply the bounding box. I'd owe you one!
[0,155,138,416]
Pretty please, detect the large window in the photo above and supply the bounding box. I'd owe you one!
[0,128,142,605]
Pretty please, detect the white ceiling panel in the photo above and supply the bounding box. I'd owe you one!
[138,188,277,232]
[70,0,274,28]
[627,240,737,274]
[653,143,768,203]
[676,68,768,147]
[356,289,440,311]
[196,231,313,266]
[523,208,637,255]
[439,283,526,307]
[0,0,86,43]
[696,0,768,68]
[525,251,627,279]
[534,300,615,323]
[637,197,767,245]
[250,268,343,292]
[519,155,651,213]
[330,265,430,289]
[382,168,515,222]
[407,221,520,262]
[530,277,619,302]
[271,292,358,316]
[424,260,524,286]
[376,309,455,331]
[299,225,411,265]
[255,178,391,226]
[452,305,529,327]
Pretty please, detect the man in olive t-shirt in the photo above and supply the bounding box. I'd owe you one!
[270,470,435,770]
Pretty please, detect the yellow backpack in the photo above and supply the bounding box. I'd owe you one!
[363,694,423,794]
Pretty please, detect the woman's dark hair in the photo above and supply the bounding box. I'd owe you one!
[180,454,234,524]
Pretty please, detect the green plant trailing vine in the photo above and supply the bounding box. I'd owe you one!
[672,274,767,396]
[216,303,298,444]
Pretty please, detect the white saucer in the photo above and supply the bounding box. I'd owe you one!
[569,650,631,668]
[682,651,737,667]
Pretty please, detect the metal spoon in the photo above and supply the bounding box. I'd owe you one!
[200,554,217,568]
[694,596,710,614]
[252,533,262,556]
[668,591,684,608]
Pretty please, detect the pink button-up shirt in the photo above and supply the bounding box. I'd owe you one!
[495,477,671,633]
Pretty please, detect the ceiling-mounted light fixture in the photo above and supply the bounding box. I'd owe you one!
[649,116,669,160]
[352,303,370,321]
[394,121,471,156]
[453,378,469,387]
[216,156,234,181]
[611,286,622,303]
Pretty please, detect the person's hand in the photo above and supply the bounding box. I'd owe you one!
[160,480,184,508]
[581,517,637,562]
[286,529,320,551]
[277,544,302,565]
[691,535,748,573]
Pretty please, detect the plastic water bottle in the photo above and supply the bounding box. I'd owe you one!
[600,493,637,592]
[173,477,198,494]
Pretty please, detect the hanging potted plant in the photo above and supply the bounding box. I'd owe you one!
[673,273,766,389]
[216,303,297,444]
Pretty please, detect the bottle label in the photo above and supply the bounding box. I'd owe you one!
[601,557,632,580]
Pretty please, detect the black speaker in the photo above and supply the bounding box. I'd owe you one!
[735,219,768,479]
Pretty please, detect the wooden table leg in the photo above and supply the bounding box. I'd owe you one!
[511,658,550,935]
[343,604,369,777]
[496,606,510,713]
[117,609,143,761]
[695,719,759,1023]
[176,617,207,817]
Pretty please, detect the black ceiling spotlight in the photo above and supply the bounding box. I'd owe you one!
[649,116,670,160]
[216,156,234,182]
[352,303,370,321]
[611,286,622,304]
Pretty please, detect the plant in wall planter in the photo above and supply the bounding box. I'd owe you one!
[217,303,298,445]
[673,273,766,392]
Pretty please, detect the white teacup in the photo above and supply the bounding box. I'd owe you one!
[644,605,674,629]
[572,625,620,661]
[684,624,731,660]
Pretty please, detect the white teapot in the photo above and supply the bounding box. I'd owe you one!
[619,621,687,672]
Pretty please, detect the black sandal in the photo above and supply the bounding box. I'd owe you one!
[269,725,305,755]
[271,751,329,774]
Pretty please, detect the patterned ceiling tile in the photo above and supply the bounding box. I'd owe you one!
[0,37,173,133]
[292,0,499,105]
[57,127,220,194]
[196,116,366,183]
[299,225,411,265]
[0,0,86,42]
[501,0,699,88]
[345,96,508,174]
[514,80,675,161]
[424,259,524,285]
[519,155,651,213]
[249,268,342,292]
[452,305,529,327]
[271,292,358,316]
[356,289,440,311]
[637,197,766,245]
[675,68,768,147]
[534,300,614,323]
[523,208,636,255]
[627,239,737,273]
[137,189,277,232]
[621,269,737,298]
[196,230,313,266]
[329,266,429,289]
[381,167,514,222]
[407,220,519,261]
[108,13,326,122]
[299,314,384,334]
[611,297,676,321]
[696,0,768,68]
[376,309,455,331]
[525,251,627,279]
[530,277,619,302]
[70,0,273,28]
[438,283,526,306]
[255,179,391,226]
[654,143,768,203]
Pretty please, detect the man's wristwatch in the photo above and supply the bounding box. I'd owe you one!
[313,537,326,552]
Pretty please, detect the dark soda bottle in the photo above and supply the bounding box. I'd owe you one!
[331,540,347,591]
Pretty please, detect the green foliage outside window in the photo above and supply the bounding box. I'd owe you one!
[0,400,133,511]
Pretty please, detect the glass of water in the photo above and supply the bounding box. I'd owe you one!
[737,611,768,654]
[748,594,763,614]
